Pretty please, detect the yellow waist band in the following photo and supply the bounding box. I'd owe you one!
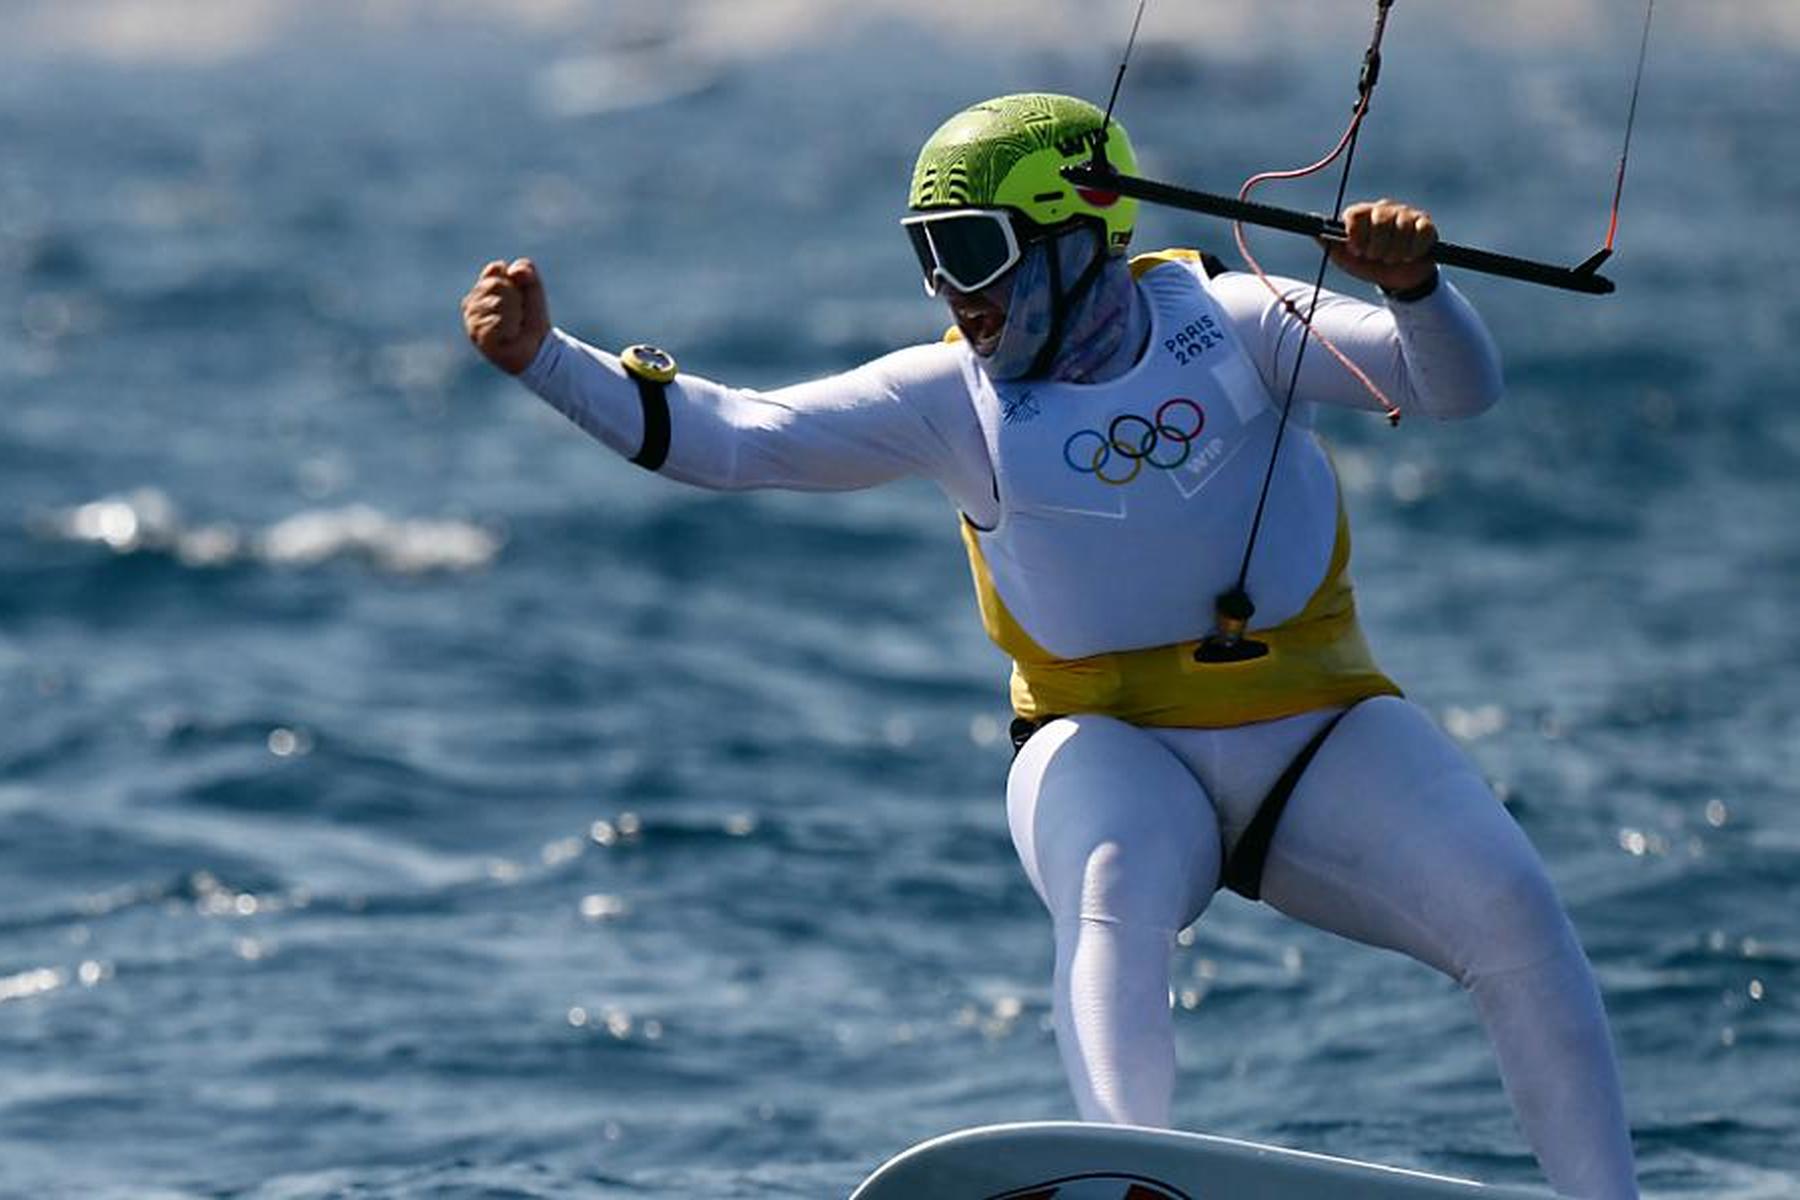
[961,501,1402,729]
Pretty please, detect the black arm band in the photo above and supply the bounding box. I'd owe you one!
[1380,267,1441,305]
[628,377,671,471]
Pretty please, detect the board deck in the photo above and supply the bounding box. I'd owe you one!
[851,1122,1554,1199]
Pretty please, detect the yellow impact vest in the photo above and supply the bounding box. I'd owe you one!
[960,500,1401,728]
[955,249,1402,728]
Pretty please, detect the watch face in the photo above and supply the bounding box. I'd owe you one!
[624,344,677,381]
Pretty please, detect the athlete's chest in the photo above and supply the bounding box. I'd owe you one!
[975,272,1276,520]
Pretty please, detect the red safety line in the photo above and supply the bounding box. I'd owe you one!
[1605,0,1657,252]
[1232,90,1402,423]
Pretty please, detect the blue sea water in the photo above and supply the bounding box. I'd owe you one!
[2,5,1797,1197]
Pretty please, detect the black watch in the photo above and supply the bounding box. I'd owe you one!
[619,344,677,471]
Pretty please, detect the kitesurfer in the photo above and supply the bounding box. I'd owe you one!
[460,93,1639,1200]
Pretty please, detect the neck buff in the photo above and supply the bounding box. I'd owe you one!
[980,226,1149,385]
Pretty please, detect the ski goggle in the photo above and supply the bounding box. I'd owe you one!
[901,208,1026,297]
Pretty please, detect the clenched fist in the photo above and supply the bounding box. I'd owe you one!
[1329,200,1439,295]
[462,258,551,375]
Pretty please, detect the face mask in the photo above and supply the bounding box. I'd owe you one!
[979,226,1144,384]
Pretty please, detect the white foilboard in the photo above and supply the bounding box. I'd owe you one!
[850,1122,1554,1199]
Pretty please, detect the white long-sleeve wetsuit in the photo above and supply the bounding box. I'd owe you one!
[517,256,1638,1200]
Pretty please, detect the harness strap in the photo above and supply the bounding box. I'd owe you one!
[1222,705,1356,900]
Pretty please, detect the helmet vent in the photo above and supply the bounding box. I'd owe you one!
[940,165,971,204]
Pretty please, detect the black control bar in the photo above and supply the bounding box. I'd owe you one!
[1063,162,1615,296]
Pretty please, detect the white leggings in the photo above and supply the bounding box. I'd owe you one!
[1006,697,1638,1200]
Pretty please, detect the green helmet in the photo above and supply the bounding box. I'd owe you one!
[908,93,1139,255]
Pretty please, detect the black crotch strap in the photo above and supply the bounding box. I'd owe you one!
[1222,705,1358,901]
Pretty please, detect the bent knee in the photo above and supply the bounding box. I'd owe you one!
[1445,858,1582,984]
[1067,837,1199,931]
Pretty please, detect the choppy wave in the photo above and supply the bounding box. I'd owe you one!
[538,38,723,118]
[31,489,502,575]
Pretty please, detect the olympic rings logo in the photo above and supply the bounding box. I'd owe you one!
[1063,398,1206,486]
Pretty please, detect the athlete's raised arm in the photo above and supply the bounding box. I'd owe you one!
[1208,200,1506,422]
[460,258,992,508]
